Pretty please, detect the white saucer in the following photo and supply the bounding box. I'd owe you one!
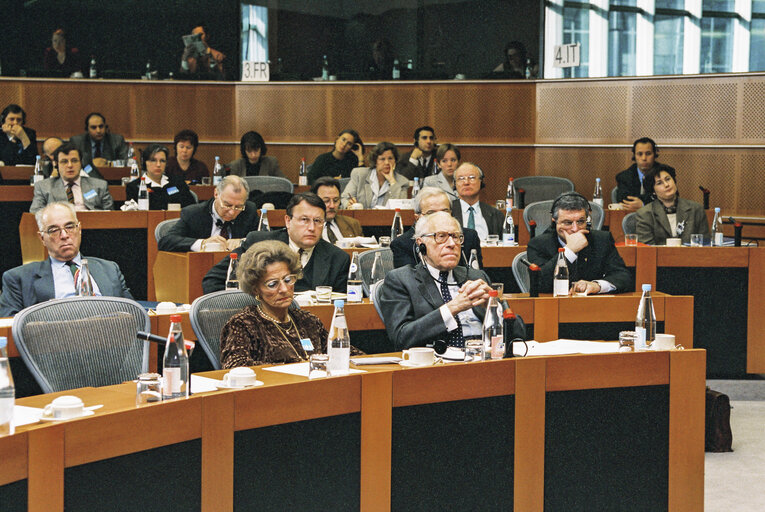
[398,360,434,368]
[215,380,264,390]
[40,409,95,422]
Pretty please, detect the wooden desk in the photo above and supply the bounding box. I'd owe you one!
[0,350,706,511]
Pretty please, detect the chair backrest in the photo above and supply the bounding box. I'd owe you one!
[622,211,638,235]
[611,186,619,204]
[511,251,530,294]
[358,248,394,296]
[523,199,604,235]
[11,297,151,394]
[243,176,294,194]
[189,189,199,203]
[155,218,180,243]
[339,177,351,193]
[370,279,385,322]
[513,176,575,206]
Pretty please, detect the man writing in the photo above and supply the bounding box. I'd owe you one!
[398,126,438,181]
[616,137,675,211]
[203,193,350,293]
[451,162,503,240]
[311,177,363,244]
[0,202,132,317]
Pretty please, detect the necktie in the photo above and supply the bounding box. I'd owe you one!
[326,221,337,244]
[467,206,475,230]
[298,248,305,267]
[66,182,75,204]
[65,260,78,280]
[215,219,231,239]
[439,271,464,349]
[94,142,102,159]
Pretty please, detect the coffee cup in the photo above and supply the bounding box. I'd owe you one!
[666,238,682,247]
[652,333,676,351]
[401,347,435,366]
[222,367,257,388]
[43,395,85,419]
[156,301,177,315]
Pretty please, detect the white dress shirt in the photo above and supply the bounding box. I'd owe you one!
[322,219,344,243]
[51,253,102,298]
[289,239,314,268]
[366,170,391,207]
[459,199,489,240]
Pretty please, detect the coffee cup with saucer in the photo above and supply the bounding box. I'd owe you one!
[218,367,262,389]
[399,347,436,367]
[41,395,93,421]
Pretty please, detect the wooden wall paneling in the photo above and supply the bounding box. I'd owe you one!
[737,152,765,211]
[748,248,765,373]
[534,147,628,198]
[741,79,765,141]
[0,80,23,111]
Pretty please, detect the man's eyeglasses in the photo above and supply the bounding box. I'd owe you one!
[422,231,464,244]
[290,216,324,227]
[456,175,479,183]
[557,219,587,228]
[264,274,298,290]
[41,222,80,238]
[218,197,246,211]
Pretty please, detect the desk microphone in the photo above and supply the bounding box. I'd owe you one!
[728,217,743,246]
[137,331,195,352]
[699,186,710,210]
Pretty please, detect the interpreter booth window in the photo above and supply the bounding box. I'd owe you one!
[242,4,269,63]
[563,4,591,77]
[608,1,638,76]
[654,1,686,75]
[750,1,765,70]
[700,0,736,73]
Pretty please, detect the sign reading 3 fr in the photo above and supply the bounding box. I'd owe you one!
[242,61,269,82]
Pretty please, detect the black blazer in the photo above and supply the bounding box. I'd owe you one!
[202,229,350,294]
[390,226,483,269]
[397,150,439,181]
[69,132,129,168]
[615,162,675,205]
[527,230,632,293]
[451,199,504,236]
[157,198,261,252]
[126,175,197,210]
[0,127,38,166]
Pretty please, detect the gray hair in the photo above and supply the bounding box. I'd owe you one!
[551,193,589,220]
[216,175,250,195]
[237,240,302,297]
[413,186,450,214]
[414,211,461,238]
[454,161,483,179]
[35,202,78,231]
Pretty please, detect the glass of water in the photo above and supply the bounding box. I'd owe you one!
[690,234,704,247]
[464,339,485,362]
[308,354,329,379]
[618,331,637,353]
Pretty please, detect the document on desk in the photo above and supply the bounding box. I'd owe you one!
[12,405,43,427]
[190,375,223,393]
[518,340,619,356]
[263,362,366,377]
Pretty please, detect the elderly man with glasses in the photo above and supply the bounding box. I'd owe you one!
[0,202,132,317]
[527,192,631,295]
[203,193,350,294]
[379,211,493,351]
[158,175,259,252]
[450,162,504,240]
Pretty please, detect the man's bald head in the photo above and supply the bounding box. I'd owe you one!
[43,137,64,159]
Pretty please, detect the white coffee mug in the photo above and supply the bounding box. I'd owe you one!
[223,367,257,388]
[43,395,85,419]
[652,333,676,351]
[402,347,435,366]
[666,238,682,247]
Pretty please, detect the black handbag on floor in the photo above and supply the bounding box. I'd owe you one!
[705,387,733,452]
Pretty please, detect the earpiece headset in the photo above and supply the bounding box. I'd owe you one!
[550,192,592,231]
[475,164,485,190]
[84,112,108,132]
[415,239,469,267]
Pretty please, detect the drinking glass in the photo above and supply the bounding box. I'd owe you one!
[618,331,637,353]
[464,339,485,362]
[690,234,704,247]
[308,354,329,379]
[136,373,163,404]
[625,234,638,246]
[315,286,333,304]
[486,235,500,246]
[495,200,506,211]
[378,236,391,247]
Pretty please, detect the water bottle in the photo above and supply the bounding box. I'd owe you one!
[468,248,479,269]
[346,252,363,302]
[225,253,239,289]
[711,207,723,246]
[0,337,15,436]
[506,177,514,210]
[298,157,307,186]
[370,252,385,302]
[137,177,149,210]
[163,314,189,399]
[129,157,141,181]
[482,290,504,360]
[525,58,532,79]
[392,58,400,80]
[321,55,329,80]
[553,248,569,297]
[502,208,515,246]
[593,178,603,207]
[127,142,135,161]
[89,57,97,79]
[212,156,224,185]
[635,284,656,351]
[391,208,404,240]
[327,300,350,376]
[31,155,44,184]
[407,58,413,70]
[145,60,152,80]
[258,208,270,231]
[411,177,420,198]
[76,259,94,296]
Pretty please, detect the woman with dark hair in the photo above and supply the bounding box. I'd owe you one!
[635,167,709,245]
[307,128,365,184]
[43,29,83,77]
[126,144,196,210]
[227,130,284,177]
[423,143,461,200]
[165,129,210,184]
[341,141,409,209]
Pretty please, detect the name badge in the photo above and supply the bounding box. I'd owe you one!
[83,164,93,174]
[83,189,97,200]
[300,338,314,352]
[166,186,179,195]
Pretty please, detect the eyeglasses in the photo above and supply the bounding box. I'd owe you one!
[218,198,246,211]
[422,231,464,244]
[41,222,80,238]
[264,274,298,290]
[290,216,324,227]
[456,175,479,183]
[557,219,587,228]
[421,207,451,216]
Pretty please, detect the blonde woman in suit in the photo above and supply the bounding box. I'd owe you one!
[341,141,409,209]
[423,143,460,201]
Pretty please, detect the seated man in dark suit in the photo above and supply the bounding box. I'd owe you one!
[0,104,38,166]
[0,202,132,317]
[158,175,259,252]
[126,144,196,210]
[391,186,482,268]
[397,126,439,181]
[451,162,504,240]
[311,177,363,244]
[527,192,631,295]
[203,193,350,293]
[30,142,114,213]
[69,112,129,169]
[379,211,493,351]
[616,137,675,211]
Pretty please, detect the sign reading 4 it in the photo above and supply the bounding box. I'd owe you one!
[553,43,580,68]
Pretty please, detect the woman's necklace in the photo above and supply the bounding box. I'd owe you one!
[256,305,307,360]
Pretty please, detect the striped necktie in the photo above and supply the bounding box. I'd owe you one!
[66,182,75,204]
[326,222,337,244]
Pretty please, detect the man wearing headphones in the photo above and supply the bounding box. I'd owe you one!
[0,104,38,166]
[69,112,129,169]
[527,192,631,295]
[616,137,675,211]
[451,162,504,240]
[379,211,493,350]
[398,126,439,181]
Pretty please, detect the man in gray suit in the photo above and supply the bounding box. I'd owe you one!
[0,202,132,317]
[30,142,114,213]
[379,211,492,351]
[69,112,129,168]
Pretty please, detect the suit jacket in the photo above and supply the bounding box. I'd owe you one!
[126,174,197,210]
[69,132,129,168]
[397,150,439,181]
[202,229,350,294]
[527,230,632,293]
[422,172,458,200]
[615,162,675,205]
[379,264,490,350]
[341,167,409,209]
[635,197,709,245]
[226,156,285,178]
[0,127,38,166]
[451,199,504,237]
[390,226,483,269]
[157,198,261,252]
[30,176,114,212]
[0,257,133,317]
[334,214,363,237]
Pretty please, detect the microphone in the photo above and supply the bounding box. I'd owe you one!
[518,188,526,209]
[137,331,195,352]
[528,263,540,297]
[699,186,710,210]
[518,258,532,268]
[503,309,516,358]
[729,217,743,247]
[528,220,537,238]
[433,339,447,355]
